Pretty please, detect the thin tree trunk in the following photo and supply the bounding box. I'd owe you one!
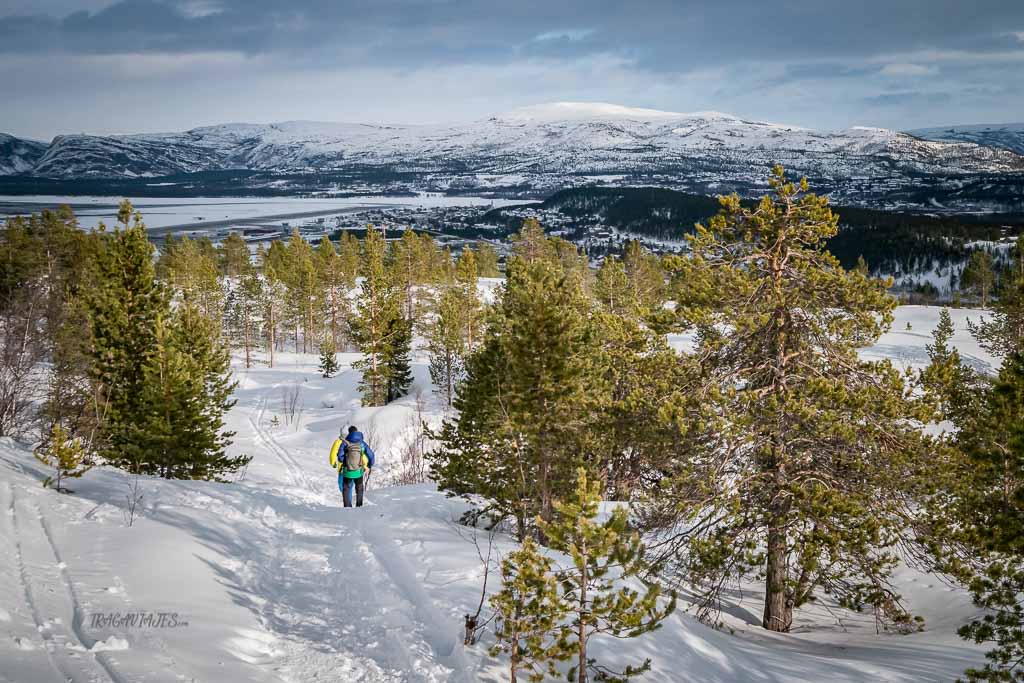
[269,307,276,368]
[763,233,793,633]
[331,290,339,347]
[510,601,522,683]
[243,311,252,369]
[578,533,588,683]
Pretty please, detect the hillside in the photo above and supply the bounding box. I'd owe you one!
[0,134,47,176]
[910,124,1024,156]
[482,186,1023,279]
[0,305,1000,683]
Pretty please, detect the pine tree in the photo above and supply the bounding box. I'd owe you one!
[86,202,244,480]
[217,232,251,278]
[510,218,552,263]
[963,250,996,308]
[336,231,361,290]
[160,234,224,323]
[921,309,983,425]
[541,469,676,683]
[230,268,265,369]
[424,286,470,406]
[284,230,319,353]
[319,338,340,378]
[392,230,430,321]
[621,240,664,317]
[384,314,413,402]
[596,310,686,502]
[429,252,606,538]
[351,226,401,406]
[655,166,937,632]
[490,536,570,683]
[86,202,172,471]
[316,236,349,349]
[455,247,478,288]
[594,256,631,315]
[261,244,288,368]
[142,305,246,480]
[970,235,1024,357]
[476,241,501,277]
[35,423,92,493]
[26,209,101,444]
[954,352,1024,682]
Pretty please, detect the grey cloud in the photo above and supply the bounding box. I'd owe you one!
[3,0,1023,66]
[2,0,1023,137]
[863,91,953,106]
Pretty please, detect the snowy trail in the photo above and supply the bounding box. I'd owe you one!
[233,389,470,682]
[250,390,320,498]
[359,517,474,682]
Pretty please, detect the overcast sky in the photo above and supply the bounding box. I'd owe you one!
[3,0,1023,140]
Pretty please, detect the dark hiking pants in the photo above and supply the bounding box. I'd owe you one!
[342,475,364,508]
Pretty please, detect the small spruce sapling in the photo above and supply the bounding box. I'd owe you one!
[319,339,340,378]
[541,468,677,683]
[35,423,92,493]
[490,536,571,683]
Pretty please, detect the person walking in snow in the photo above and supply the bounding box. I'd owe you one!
[329,425,375,507]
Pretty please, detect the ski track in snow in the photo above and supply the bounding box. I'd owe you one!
[250,390,319,498]
[5,481,121,683]
[2,481,69,683]
[359,517,473,683]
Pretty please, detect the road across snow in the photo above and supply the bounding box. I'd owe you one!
[0,306,1000,682]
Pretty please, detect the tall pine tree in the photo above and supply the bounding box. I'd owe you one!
[429,246,606,538]
[654,167,937,632]
[86,202,245,480]
[351,226,402,406]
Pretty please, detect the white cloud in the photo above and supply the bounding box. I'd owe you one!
[179,1,225,19]
[77,51,257,78]
[868,48,1024,65]
[880,63,938,77]
[533,28,594,42]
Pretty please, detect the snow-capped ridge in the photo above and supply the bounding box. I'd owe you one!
[6,104,1024,182]
[909,123,1024,156]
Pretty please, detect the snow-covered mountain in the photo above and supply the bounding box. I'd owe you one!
[909,123,1024,157]
[8,103,1024,182]
[0,134,47,175]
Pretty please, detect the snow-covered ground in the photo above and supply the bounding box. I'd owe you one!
[0,306,999,682]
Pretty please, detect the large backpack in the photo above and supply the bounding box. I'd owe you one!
[343,440,364,472]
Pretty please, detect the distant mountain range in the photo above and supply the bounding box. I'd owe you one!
[909,123,1024,156]
[2,103,1023,213]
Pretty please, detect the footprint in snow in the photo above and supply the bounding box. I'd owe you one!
[226,628,278,665]
[91,636,130,652]
[13,636,36,651]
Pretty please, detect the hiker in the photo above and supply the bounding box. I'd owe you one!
[329,425,375,507]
